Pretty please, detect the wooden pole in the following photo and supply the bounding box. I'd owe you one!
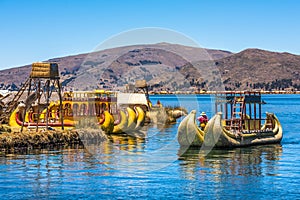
[57,79,64,130]
[21,79,32,133]
[225,95,228,120]
[36,80,41,132]
[45,80,50,129]
[254,102,257,130]
[259,100,262,130]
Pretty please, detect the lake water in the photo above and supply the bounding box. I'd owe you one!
[1,94,300,199]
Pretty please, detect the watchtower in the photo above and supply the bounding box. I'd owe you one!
[27,62,64,131]
[0,62,64,131]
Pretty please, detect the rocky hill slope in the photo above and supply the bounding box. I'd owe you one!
[215,48,300,91]
[0,43,299,92]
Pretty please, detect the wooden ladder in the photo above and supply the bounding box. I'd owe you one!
[0,78,30,123]
[230,96,245,132]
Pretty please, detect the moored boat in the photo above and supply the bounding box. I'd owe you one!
[9,90,148,134]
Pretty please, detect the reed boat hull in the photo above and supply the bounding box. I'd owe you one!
[9,104,146,134]
[204,112,283,148]
[177,111,282,148]
[177,110,205,147]
[9,109,74,129]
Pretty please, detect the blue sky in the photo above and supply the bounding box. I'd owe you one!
[0,0,299,70]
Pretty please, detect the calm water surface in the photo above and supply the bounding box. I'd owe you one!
[1,94,300,199]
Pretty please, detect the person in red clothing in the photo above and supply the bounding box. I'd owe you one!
[197,111,208,130]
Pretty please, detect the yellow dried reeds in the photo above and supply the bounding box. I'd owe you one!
[0,127,108,152]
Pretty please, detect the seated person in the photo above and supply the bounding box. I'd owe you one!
[197,112,208,130]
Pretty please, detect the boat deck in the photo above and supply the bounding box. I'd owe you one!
[215,91,272,133]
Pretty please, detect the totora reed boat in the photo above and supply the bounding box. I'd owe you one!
[177,91,283,148]
[9,89,149,134]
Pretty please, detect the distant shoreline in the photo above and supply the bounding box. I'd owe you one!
[2,90,299,104]
[148,90,300,95]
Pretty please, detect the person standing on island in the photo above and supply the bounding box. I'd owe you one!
[197,112,208,130]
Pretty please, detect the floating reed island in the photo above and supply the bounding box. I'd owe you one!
[0,125,108,153]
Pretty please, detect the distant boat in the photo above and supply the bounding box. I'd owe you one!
[177,91,283,148]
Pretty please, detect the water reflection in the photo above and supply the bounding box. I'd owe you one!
[0,148,81,198]
[178,144,283,179]
[109,134,146,153]
[82,133,150,172]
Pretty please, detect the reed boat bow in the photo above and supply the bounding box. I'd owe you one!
[177,110,205,147]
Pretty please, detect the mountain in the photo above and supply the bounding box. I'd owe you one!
[214,48,300,91]
[0,43,299,92]
[0,43,231,91]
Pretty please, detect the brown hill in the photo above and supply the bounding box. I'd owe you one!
[0,43,299,92]
[214,48,300,91]
[0,43,231,91]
